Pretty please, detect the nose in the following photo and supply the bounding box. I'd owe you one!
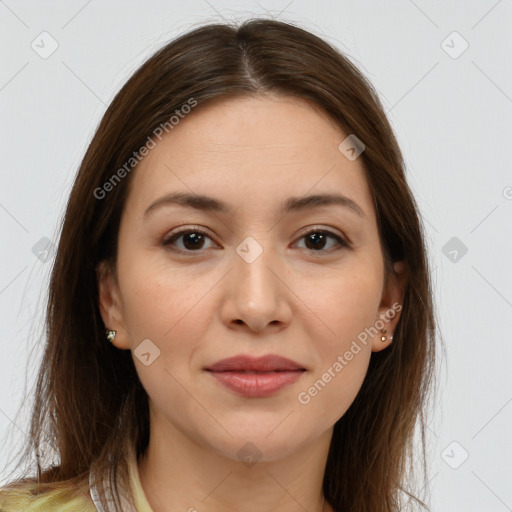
[220,240,293,333]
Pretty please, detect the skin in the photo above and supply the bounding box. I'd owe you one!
[97,94,407,512]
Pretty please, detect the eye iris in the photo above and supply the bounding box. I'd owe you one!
[182,232,205,250]
[305,232,327,251]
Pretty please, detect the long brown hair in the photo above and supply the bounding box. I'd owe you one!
[1,18,437,511]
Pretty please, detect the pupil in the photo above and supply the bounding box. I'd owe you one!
[183,233,204,250]
[306,233,326,250]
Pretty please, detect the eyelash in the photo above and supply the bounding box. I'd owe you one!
[161,225,350,256]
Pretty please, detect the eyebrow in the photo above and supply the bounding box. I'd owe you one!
[144,191,366,218]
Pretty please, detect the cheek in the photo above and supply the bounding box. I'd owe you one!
[297,295,376,427]
[295,257,382,421]
[116,234,209,333]
[304,253,383,349]
[116,261,213,409]
[298,349,371,428]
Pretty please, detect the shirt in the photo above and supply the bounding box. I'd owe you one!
[0,443,154,512]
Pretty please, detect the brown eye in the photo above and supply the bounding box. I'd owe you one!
[295,229,349,253]
[162,227,349,256]
[162,228,216,253]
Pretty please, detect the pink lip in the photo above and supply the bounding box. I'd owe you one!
[208,371,305,397]
[204,354,306,398]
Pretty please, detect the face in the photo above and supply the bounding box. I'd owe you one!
[98,95,406,463]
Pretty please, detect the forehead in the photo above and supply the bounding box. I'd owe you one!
[125,95,374,219]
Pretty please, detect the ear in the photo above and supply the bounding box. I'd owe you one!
[371,260,408,352]
[96,260,130,350]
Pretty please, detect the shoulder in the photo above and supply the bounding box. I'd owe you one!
[0,482,94,512]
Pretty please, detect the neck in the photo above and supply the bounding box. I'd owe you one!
[137,415,334,512]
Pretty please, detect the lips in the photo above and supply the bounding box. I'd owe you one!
[205,354,306,398]
[205,354,306,372]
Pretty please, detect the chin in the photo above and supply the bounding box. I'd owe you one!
[202,427,311,464]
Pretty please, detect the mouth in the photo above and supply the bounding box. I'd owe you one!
[205,354,306,373]
[204,354,306,398]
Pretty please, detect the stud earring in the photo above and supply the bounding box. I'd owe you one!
[105,329,117,343]
[380,328,394,342]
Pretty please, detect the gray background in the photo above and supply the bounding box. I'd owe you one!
[1,1,511,510]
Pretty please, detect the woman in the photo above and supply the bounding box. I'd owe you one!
[0,18,436,512]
